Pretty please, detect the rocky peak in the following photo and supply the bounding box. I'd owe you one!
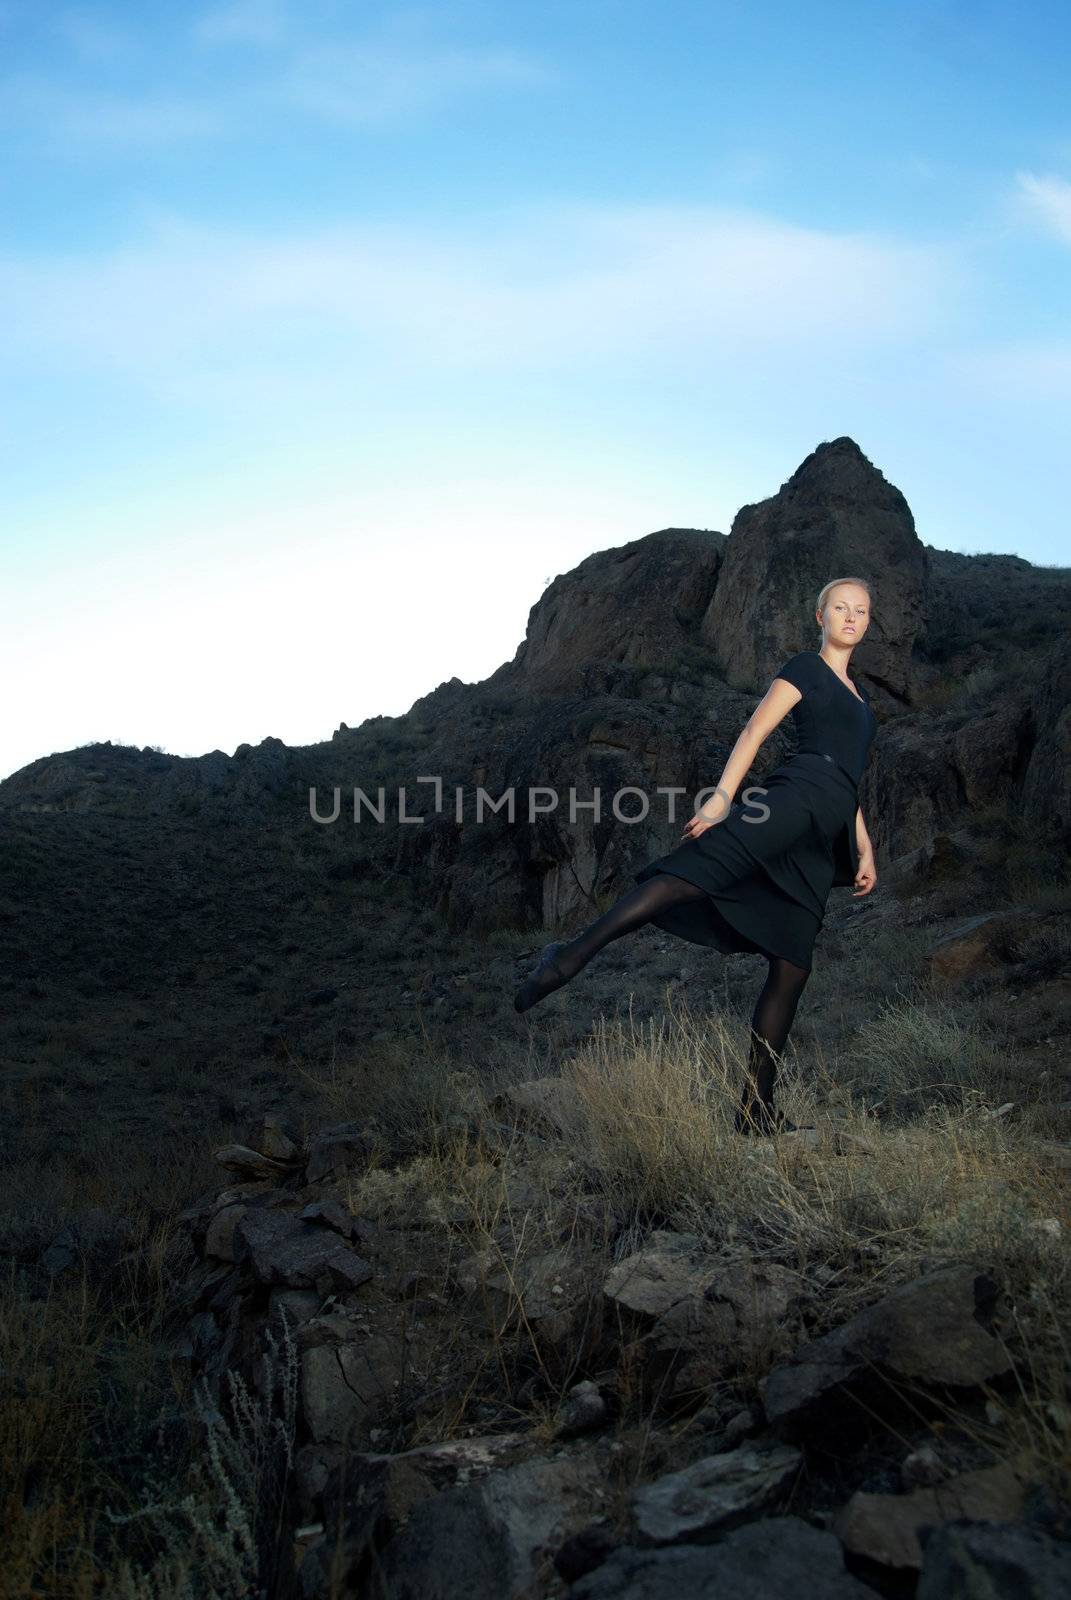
[780,435,909,505]
[489,527,725,697]
[701,435,926,700]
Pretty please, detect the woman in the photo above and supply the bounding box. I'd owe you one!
[513,578,879,1134]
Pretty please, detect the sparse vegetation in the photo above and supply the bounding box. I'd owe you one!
[8,928,1068,1595]
[107,1314,299,1600]
[295,988,1070,1511]
[4,531,1071,1594]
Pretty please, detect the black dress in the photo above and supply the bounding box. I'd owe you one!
[633,651,879,971]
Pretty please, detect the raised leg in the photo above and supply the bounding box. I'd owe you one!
[514,872,710,1013]
[736,955,811,1133]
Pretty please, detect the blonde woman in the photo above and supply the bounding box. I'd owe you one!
[514,579,879,1133]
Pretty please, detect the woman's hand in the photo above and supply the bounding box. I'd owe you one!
[853,844,878,896]
[681,787,730,842]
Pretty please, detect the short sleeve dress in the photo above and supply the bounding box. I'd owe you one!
[632,650,878,971]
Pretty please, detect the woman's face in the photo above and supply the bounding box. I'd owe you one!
[818,584,870,645]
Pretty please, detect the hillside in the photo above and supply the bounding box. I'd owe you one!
[2,436,1069,1598]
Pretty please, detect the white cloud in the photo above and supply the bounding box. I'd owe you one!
[0,76,228,145]
[0,201,961,396]
[1014,171,1071,244]
[55,9,132,61]
[280,39,556,123]
[1,20,555,148]
[195,0,288,48]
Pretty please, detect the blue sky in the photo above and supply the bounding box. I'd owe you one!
[3,1,1070,779]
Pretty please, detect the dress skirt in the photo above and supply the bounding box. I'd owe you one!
[633,752,860,972]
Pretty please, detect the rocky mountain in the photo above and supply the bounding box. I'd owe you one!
[5,434,1071,1598]
[2,435,1069,1089]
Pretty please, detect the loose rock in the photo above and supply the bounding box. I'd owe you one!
[569,1515,878,1598]
[763,1266,1011,1428]
[834,1458,1029,1569]
[631,1442,802,1545]
[233,1207,373,1291]
[918,1518,1071,1599]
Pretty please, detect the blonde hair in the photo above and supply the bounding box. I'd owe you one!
[816,576,871,641]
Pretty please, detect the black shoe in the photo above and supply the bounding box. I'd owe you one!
[734,1103,799,1137]
[514,940,571,1014]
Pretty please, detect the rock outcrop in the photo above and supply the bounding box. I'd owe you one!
[492,528,725,698]
[701,437,926,702]
[761,1266,1012,1430]
[1,435,1068,1064]
[160,1115,1063,1599]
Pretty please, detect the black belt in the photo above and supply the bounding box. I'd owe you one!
[794,750,858,790]
[819,752,858,789]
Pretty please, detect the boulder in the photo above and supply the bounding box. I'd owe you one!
[883,828,987,889]
[655,1258,798,1366]
[204,1203,248,1262]
[762,1266,1011,1429]
[304,1123,380,1184]
[901,1444,948,1489]
[323,1432,534,1527]
[213,1144,297,1181]
[1020,632,1071,836]
[927,909,1039,984]
[299,1197,364,1239]
[293,1439,346,1519]
[951,705,1029,808]
[834,1458,1029,1570]
[178,1182,291,1238]
[300,1333,404,1446]
[268,1289,322,1339]
[605,1237,801,1398]
[233,1207,373,1292]
[242,1112,302,1163]
[603,1231,708,1320]
[918,1518,1071,1599]
[554,1521,619,1584]
[296,1453,390,1597]
[171,1309,222,1365]
[297,1432,548,1588]
[569,1515,878,1598]
[456,1243,592,1353]
[373,1452,607,1600]
[631,1442,802,1545]
[555,1381,608,1440]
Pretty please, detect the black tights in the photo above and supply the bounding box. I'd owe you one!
[739,953,810,1122]
[520,872,811,1117]
[549,872,711,979]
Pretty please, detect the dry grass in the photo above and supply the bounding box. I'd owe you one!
[5,936,1069,1592]
[0,1195,299,1600]
[830,991,1013,1117]
[0,1111,230,1599]
[556,991,1067,1277]
[0,1253,191,1598]
[294,985,1069,1519]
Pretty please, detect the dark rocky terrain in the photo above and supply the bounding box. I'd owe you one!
[2,436,1069,1598]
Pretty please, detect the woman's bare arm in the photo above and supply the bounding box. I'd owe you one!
[682,678,802,837]
[853,804,878,894]
[855,805,872,855]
